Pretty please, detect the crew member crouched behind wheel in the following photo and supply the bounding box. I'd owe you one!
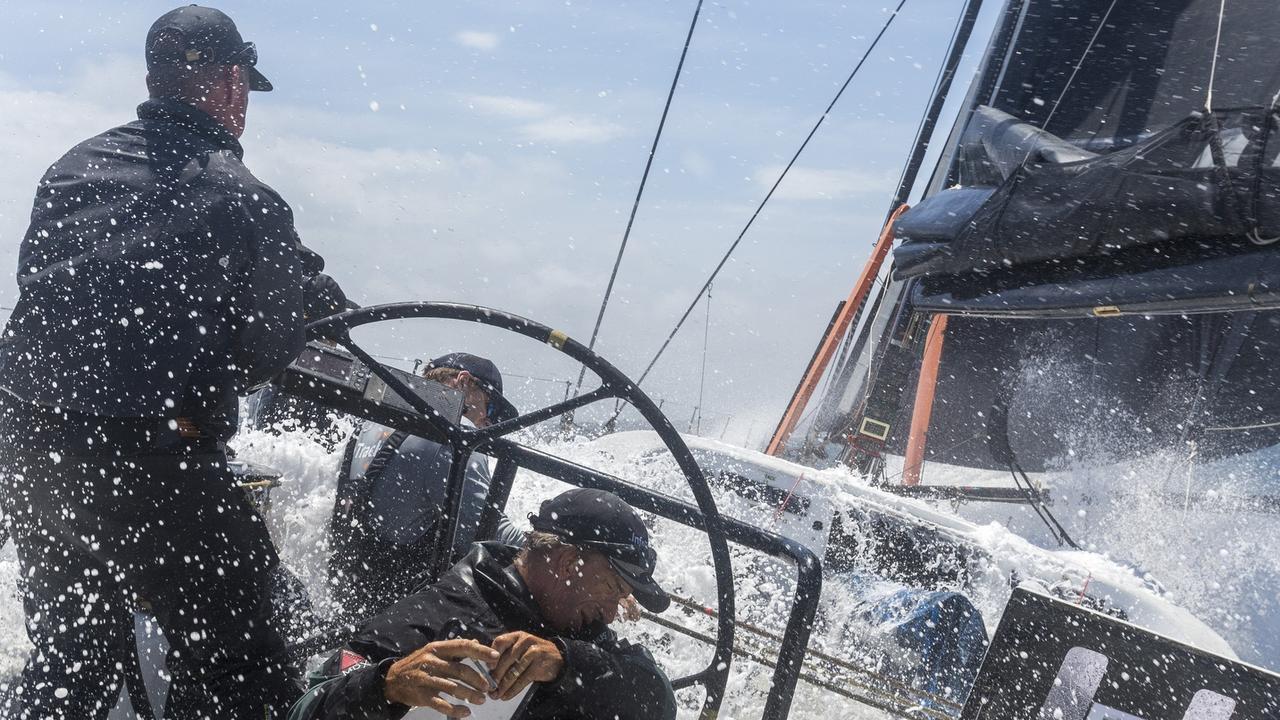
[289,488,677,720]
[329,352,526,623]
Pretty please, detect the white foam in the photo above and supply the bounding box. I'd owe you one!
[1,421,1275,718]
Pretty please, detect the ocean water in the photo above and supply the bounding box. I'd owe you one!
[1,422,1276,718]
[919,445,1280,671]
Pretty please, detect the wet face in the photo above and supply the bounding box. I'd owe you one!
[538,547,633,635]
[225,65,250,136]
[456,373,492,428]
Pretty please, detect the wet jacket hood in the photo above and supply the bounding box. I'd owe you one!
[354,542,608,654]
[136,97,244,158]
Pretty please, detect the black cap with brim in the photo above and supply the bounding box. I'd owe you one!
[146,5,273,92]
[529,488,670,613]
[246,66,272,92]
[608,557,671,613]
[426,352,519,424]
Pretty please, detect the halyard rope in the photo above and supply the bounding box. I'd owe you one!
[1040,0,1119,132]
[608,0,911,425]
[572,0,706,399]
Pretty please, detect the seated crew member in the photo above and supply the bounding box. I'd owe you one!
[329,352,525,621]
[291,488,677,720]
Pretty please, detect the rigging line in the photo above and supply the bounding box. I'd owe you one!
[643,608,953,720]
[1205,418,1280,431]
[786,355,844,444]
[622,0,910,397]
[572,0,706,399]
[1037,0,1119,134]
[1009,465,1064,546]
[503,372,576,385]
[1205,0,1228,112]
[768,471,805,527]
[889,0,971,204]
[694,283,712,434]
[1182,439,1200,521]
[369,351,418,365]
[367,351,573,386]
[830,274,891,395]
[663,593,962,712]
[878,425,988,486]
[1012,461,1080,550]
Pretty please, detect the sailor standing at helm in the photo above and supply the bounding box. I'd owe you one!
[0,5,343,718]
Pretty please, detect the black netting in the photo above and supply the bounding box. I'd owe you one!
[896,107,1279,284]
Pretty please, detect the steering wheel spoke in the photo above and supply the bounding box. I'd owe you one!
[472,384,617,442]
[337,335,465,445]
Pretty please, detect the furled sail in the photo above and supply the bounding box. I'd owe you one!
[896,105,1279,316]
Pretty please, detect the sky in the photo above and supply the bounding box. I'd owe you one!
[0,0,999,446]
[9,2,1280,675]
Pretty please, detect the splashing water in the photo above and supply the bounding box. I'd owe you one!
[2,419,1276,717]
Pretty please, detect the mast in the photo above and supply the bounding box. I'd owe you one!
[901,314,947,485]
[764,205,908,456]
[764,0,987,459]
[828,0,1031,479]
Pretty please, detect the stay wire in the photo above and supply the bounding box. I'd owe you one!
[1035,0,1119,137]
[613,0,910,418]
[889,0,969,203]
[878,426,987,486]
[1204,0,1228,113]
[572,0,706,398]
[1010,462,1080,550]
[694,283,712,433]
[365,350,573,387]
[1012,0,1114,185]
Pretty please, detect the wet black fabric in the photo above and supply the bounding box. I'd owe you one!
[979,0,1280,146]
[895,108,1280,289]
[0,94,320,715]
[811,0,1280,471]
[891,0,1280,307]
[292,542,676,720]
[0,98,314,429]
[873,313,1280,472]
[0,405,300,719]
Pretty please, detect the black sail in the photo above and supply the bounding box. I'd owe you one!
[807,0,1280,472]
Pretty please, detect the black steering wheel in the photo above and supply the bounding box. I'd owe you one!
[303,301,737,719]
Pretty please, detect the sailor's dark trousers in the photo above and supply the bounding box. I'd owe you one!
[0,407,300,719]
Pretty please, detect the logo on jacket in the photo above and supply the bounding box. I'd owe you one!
[338,649,370,673]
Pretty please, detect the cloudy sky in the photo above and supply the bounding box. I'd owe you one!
[0,1,999,445]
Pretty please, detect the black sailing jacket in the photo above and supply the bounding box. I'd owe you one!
[0,98,317,429]
[289,542,678,720]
